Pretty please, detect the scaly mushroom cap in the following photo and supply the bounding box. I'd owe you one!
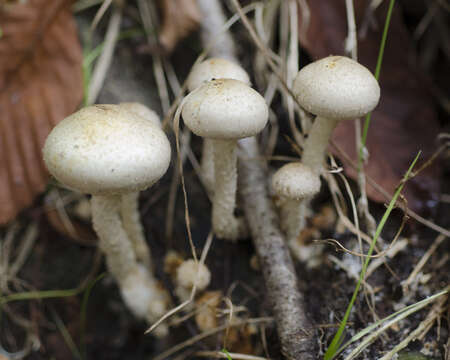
[272,163,321,200]
[43,104,171,195]
[187,57,250,92]
[119,102,161,127]
[182,79,269,140]
[293,56,380,120]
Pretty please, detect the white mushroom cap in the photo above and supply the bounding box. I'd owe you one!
[43,104,171,195]
[182,79,269,140]
[272,163,321,200]
[187,58,250,92]
[293,56,380,120]
[176,259,211,291]
[119,102,161,127]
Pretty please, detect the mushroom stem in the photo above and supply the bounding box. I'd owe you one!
[121,192,152,268]
[280,198,309,241]
[212,139,247,240]
[91,195,169,331]
[91,195,137,280]
[301,116,338,173]
[196,0,237,60]
[201,139,215,194]
[281,198,323,265]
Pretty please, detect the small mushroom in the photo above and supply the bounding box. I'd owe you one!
[187,58,250,193]
[272,162,321,261]
[187,57,250,91]
[182,79,269,240]
[43,104,171,334]
[174,259,211,303]
[293,56,380,174]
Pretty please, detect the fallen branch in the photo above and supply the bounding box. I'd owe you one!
[238,138,316,359]
[195,0,317,357]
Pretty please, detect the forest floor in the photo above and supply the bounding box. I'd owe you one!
[0,1,449,359]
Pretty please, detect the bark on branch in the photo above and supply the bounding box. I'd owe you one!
[195,0,317,357]
[238,138,316,360]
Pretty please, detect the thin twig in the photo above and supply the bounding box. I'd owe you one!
[239,138,316,360]
[331,141,450,237]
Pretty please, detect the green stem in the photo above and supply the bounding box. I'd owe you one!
[358,0,396,169]
[325,151,421,360]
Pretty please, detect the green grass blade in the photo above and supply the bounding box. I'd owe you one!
[82,28,144,106]
[221,349,233,360]
[338,288,448,356]
[358,0,396,168]
[0,288,83,305]
[51,309,83,360]
[324,151,421,360]
[0,274,105,308]
[80,273,105,359]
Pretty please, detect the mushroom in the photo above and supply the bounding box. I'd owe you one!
[182,79,269,240]
[174,259,211,303]
[118,102,162,267]
[187,58,250,91]
[293,56,380,174]
[43,104,171,333]
[187,58,250,193]
[272,162,321,262]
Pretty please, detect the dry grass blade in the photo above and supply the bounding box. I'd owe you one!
[195,351,269,360]
[341,288,448,360]
[87,1,122,105]
[378,291,448,360]
[331,140,450,237]
[402,234,447,292]
[153,317,273,360]
[230,0,301,106]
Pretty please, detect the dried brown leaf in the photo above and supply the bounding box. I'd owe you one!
[158,0,201,53]
[0,0,83,224]
[298,0,441,214]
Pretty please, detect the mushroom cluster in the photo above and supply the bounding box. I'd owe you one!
[41,53,381,339]
[186,58,251,194]
[182,78,269,240]
[43,104,171,335]
[272,56,380,262]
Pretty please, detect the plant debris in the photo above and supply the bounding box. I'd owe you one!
[158,0,201,53]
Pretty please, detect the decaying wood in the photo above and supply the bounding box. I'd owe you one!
[238,138,316,359]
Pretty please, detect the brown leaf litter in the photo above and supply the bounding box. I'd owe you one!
[0,0,83,224]
[158,0,201,53]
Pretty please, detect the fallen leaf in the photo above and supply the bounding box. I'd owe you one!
[158,0,201,53]
[0,0,83,224]
[298,1,440,214]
